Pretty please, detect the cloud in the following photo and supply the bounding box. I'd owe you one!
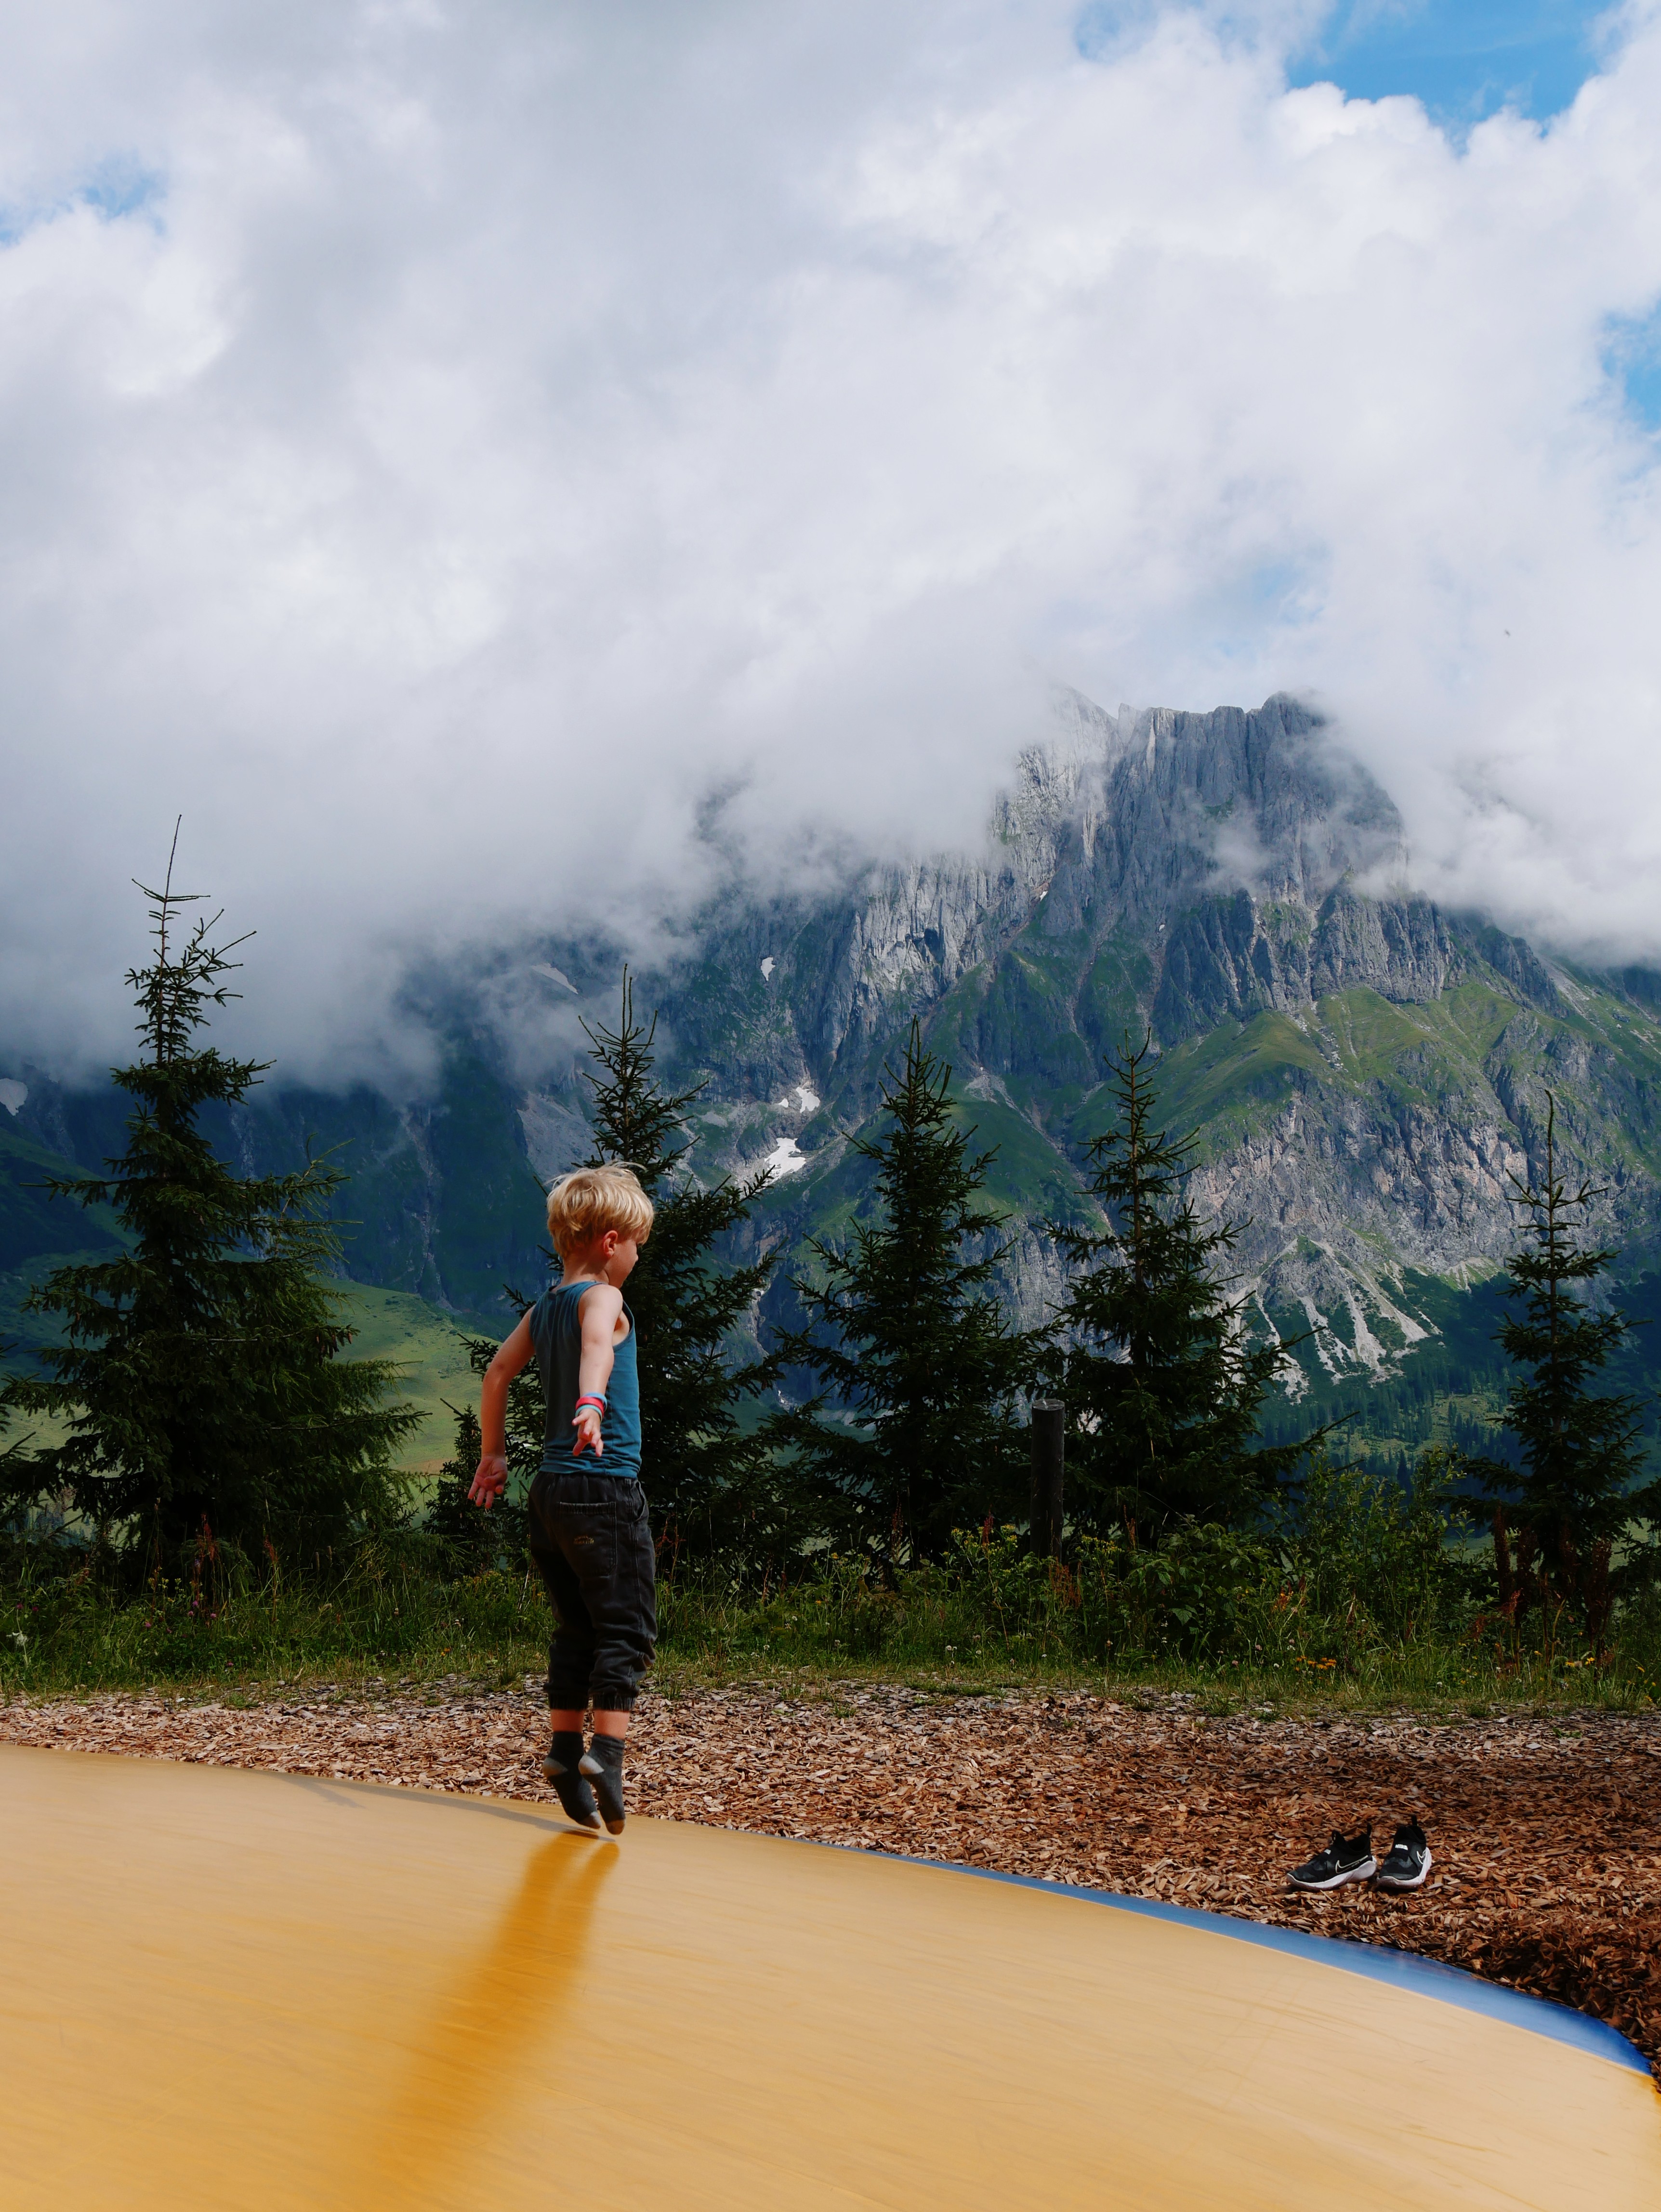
[1,1,1660,1084]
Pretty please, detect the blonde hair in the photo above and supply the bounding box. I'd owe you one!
[545,1163,654,1258]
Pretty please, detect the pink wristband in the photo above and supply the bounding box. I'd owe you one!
[574,1396,606,1411]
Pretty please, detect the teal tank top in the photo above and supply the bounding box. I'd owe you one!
[529,1280,642,1481]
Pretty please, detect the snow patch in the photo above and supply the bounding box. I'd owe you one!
[761,1135,808,1179]
[0,1079,24,1115]
[760,956,775,981]
[963,1069,1014,1108]
[529,962,577,993]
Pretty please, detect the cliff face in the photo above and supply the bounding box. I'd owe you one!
[659,693,1497,1089]
[607,691,1661,1395]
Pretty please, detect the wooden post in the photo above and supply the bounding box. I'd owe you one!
[1029,1398,1065,1560]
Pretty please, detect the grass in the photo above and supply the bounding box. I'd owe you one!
[1,1541,543,1702]
[5,1434,1653,1718]
[4,1536,1656,1722]
[330,1281,482,1473]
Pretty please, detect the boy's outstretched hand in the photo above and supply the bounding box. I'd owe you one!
[469,1453,509,1509]
[572,1403,604,1457]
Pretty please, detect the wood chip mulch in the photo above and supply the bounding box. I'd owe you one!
[5,1685,1658,2081]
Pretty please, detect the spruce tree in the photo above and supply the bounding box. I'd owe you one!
[769,1022,1037,1563]
[0,850,417,1564]
[1461,1095,1657,1632]
[579,971,781,1564]
[1048,1033,1307,1540]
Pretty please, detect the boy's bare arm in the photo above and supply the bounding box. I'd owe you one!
[469,1313,534,1508]
[572,1286,624,1455]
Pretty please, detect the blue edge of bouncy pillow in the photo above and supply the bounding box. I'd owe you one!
[839,1844,1651,2076]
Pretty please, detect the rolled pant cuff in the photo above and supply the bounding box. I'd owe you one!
[545,1681,642,1714]
[590,1685,639,1714]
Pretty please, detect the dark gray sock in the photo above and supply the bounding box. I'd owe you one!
[542,1729,599,1828]
[579,1734,627,1833]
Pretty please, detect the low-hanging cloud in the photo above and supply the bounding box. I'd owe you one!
[2,0,1661,1086]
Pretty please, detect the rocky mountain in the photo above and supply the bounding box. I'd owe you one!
[629,696,1661,1406]
[8,689,1661,1462]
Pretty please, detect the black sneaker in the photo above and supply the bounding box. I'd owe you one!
[1288,1829,1376,1891]
[1374,1818,1432,1891]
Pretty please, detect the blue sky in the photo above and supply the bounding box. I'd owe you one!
[1283,4,1661,426]
[1287,1,1611,123]
[1605,310,1661,433]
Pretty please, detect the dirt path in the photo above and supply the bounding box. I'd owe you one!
[7,1683,1658,2079]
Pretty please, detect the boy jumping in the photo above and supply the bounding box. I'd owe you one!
[468,1163,656,1834]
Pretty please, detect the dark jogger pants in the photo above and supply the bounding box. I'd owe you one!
[527,1469,657,1713]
